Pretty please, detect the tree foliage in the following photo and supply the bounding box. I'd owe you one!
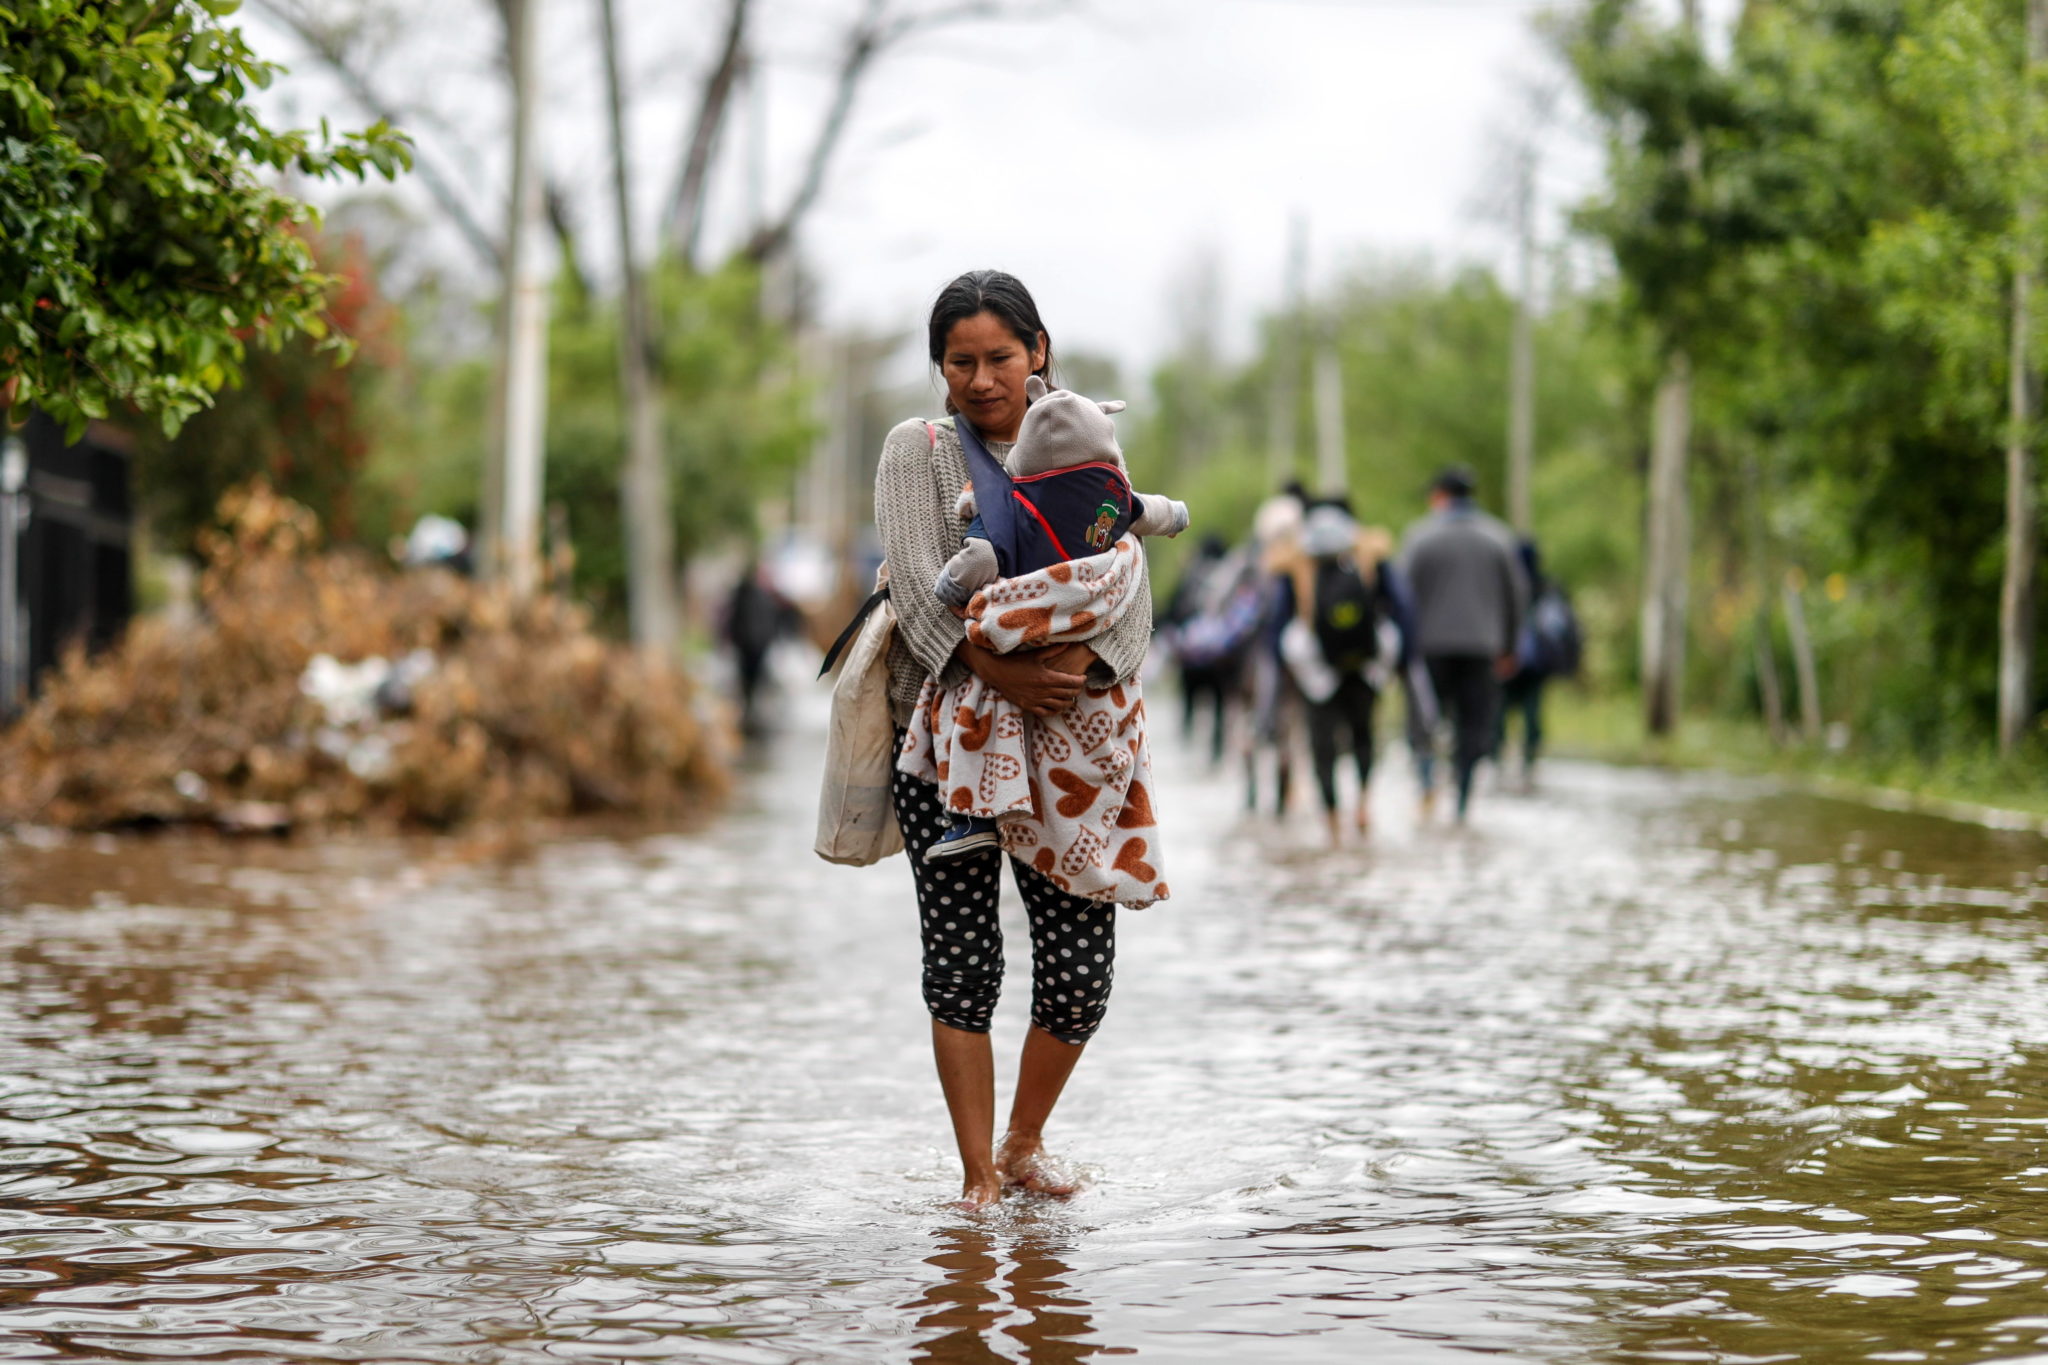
[1554,0,2047,749]
[360,257,815,624]
[132,230,403,554]
[0,0,410,434]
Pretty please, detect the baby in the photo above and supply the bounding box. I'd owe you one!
[922,375,1189,864]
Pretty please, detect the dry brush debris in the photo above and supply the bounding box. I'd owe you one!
[0,483,730,832]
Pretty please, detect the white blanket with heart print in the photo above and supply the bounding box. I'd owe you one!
[898,536,1169,908]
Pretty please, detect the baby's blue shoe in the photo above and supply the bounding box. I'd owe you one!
[925,815,1001,863]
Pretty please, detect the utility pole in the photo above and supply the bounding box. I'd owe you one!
[1641,0,1700,736]
[498,0,552,597]
[1507,140,1537,534]
[598,0,677,652]
[1268,215,1307,489]
[2000,0,2048,754]
[1313,320,1347,497]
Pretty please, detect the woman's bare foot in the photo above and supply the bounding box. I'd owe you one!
[952,1170,1004,1212]
[997,1132,1081,1197]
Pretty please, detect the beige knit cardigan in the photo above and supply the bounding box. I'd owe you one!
[873,415,1153,721]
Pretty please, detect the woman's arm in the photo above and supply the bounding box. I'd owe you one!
[873,419,969,682]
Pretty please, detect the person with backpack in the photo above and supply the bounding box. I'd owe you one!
[1272,500,1411,845]
[1164,534,1247,766]
[1398,467,1529,823]
[1497,538,1581,781]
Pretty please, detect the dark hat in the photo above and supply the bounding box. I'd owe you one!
[1432,465,1477,498]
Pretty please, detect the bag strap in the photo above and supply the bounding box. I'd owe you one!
[952,413,1019,573]
[817,587,891,679]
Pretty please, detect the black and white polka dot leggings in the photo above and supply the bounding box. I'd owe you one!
[890,751,1117,1046]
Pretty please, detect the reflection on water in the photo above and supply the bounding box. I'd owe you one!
[8,699,2048,1361]
[906,1227,1115,1365]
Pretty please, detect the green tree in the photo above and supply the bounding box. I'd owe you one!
[130,231,404,554]
[0,0,410,434]
[362,258,815,625]
[1557,0,2048,758]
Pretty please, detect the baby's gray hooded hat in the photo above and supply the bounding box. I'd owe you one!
[1008,374,1128,476]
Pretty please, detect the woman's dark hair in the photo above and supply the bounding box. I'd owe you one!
[927,270,1054,405]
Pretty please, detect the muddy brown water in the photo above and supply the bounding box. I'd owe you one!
[6,693,2048,1363]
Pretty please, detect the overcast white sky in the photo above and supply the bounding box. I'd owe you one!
[248,0,1727,384]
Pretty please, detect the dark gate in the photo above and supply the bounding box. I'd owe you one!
[1,413,134,717]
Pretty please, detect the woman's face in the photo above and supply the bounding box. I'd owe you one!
[941,311,1046,443]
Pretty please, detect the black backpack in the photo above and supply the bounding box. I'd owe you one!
[1312,557,1379,673]
[1525,584,1582,678]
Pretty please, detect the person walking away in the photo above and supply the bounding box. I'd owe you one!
[1497,538,1581,784]
[1398,467,1528,823]
[1245,487,1309,813]
[1167,536,1261,766]
[723,560,794,738]
[1272,500,1412,845]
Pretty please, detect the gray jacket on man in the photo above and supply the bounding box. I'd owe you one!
[1397,502,1529,659]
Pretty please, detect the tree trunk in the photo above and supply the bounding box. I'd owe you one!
[1743,451,1786,745]
[1641,0,1702,737]
[1753,613,1786,745]
[2001,276,2038,754]
[2000,0,2048,753]
[1783,574,1822,744]
[599,0,678,652]
[497,0,552,597]
[1507,144,1537,535]
[1641,349,1691,735]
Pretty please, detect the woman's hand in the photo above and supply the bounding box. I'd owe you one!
[1037,643,1100,681]
[959,638,1087,717]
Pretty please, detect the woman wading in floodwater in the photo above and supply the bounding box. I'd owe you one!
[875,271,1154,1210]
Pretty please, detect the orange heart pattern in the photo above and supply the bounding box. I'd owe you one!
[1112,837,1157,884]
[1049,767,1101,819]
[954,706,994,753]
[995,606,1056,646]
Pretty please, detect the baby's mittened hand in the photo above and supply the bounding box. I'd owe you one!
[934,567,974,611]
[1135,494,1192,539]
[955,485,978,521]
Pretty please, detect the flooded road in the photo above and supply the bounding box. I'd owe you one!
[7,687,2048,1363]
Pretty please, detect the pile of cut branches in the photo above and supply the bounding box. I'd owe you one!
[0,483,728,832]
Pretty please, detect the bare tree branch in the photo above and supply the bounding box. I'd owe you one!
[666,0,751,268]
[250,0,505,271]
[545,182,589,298]
[743,0,1029,265]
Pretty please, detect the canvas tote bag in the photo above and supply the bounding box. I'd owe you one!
[814,577,904,866]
